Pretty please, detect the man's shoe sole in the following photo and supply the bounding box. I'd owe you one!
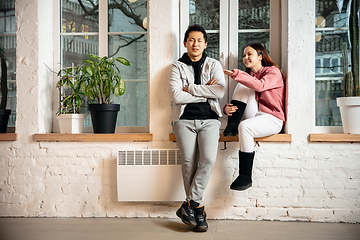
[176,208,196,227]
[194,226,208,232]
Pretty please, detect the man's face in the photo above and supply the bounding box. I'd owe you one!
[184,31,207,61]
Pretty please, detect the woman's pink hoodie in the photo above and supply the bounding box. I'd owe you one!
[230,66,285,123]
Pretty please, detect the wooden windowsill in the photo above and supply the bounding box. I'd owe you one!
[33,133,153,142]
[0,133,17,141]
[309,134,360,142]
[169,133,292,142]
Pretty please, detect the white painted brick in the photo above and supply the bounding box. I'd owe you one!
[265,188,282,197]
[256,159,273,168]
[287,208,310,219]
[258,197,298,208]
[345,179,360,190]
[304,159,319,169]
[225,196,256,207]
[265,169,282,177]
[303,179,324,189]
[309,209,335,221]
[303,189,328,198]
[44,176,69,184]
[323,199,357,209]
[289,179,303,188]
[45,184,62,195]
[322,179,342,189]
[70,184,89,195]
[267,208,288,218]
[224,207,247,219]
[257,178,291,188]
[282,169,301,178]
[246,207,267,218]
[272,159,303,169]
[281,188,302,198]
[36,157,67,166]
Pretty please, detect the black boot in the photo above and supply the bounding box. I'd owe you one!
[230,151,255,191]
[223,100,246,136]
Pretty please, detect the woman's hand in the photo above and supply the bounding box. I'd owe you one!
[224,103,238,116]
[223,69,234,76]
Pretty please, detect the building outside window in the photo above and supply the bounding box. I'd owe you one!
[59,0,148,132]
[315,0,351,127]
[0,0,16,130]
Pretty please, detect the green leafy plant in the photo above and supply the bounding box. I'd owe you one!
[0,44,7,110]
[81,54,130,104]
[56,66,85,116]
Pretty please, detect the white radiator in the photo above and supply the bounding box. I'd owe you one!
[117,149,185,201]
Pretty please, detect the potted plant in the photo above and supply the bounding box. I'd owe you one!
[337,0,360,134]
[81,54,130,133]
[56,66,86,134]
[0,45,11,133]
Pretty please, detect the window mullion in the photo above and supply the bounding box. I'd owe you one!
[228,0,238,99]
[179,0,189,57]
[99,0,108,57]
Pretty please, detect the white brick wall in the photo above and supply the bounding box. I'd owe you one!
[3,141,358,222]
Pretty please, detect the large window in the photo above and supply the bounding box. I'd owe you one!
[315,0,351,127]
[180,0,278,128]
[59,0,147,132]
[0,0,16,130]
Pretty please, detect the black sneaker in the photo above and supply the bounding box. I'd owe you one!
[176,201,197,227]
[194,206,208,232]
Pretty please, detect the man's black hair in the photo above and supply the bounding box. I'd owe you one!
[183,24,208,43]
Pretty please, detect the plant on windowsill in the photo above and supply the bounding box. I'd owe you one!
[80,54,130,133]
[336,0,360,134]
[0,44,11,133]
[56,66,86,134]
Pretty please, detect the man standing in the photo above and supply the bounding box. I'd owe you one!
[169,24,225,232]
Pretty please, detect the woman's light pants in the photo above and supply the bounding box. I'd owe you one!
[232,83,283,152]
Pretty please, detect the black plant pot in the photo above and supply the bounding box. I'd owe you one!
[89,104,120,134]
[0,109,11,133]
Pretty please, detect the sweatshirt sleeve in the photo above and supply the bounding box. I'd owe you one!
[231,67,283,92]
[169,63,207,104]
[187,61,226,99]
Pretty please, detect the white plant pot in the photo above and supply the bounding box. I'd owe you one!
[57,114,85,134]
[336,96,360,134]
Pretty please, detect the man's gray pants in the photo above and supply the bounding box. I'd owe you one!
[174,119,220,204]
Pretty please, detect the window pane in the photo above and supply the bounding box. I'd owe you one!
[108,0,147,127]
[238,0,270,70]
[189,0,220,60]
[0,1,16,128]
[206,33,219,60]
[315,0,349,28]
[315,0,351,126]
[239,0,270,29]
[61,35,99,67]
[108,0,147,33]
[189,0,220,30]
[61,0,99,33]
[108,34,147,127]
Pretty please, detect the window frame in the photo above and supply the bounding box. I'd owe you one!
[53,0,149,133]
[0,3,16,133]
[179,0,283,130]
[313,0,347,134]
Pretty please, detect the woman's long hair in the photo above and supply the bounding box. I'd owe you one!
[245,43,285,79]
